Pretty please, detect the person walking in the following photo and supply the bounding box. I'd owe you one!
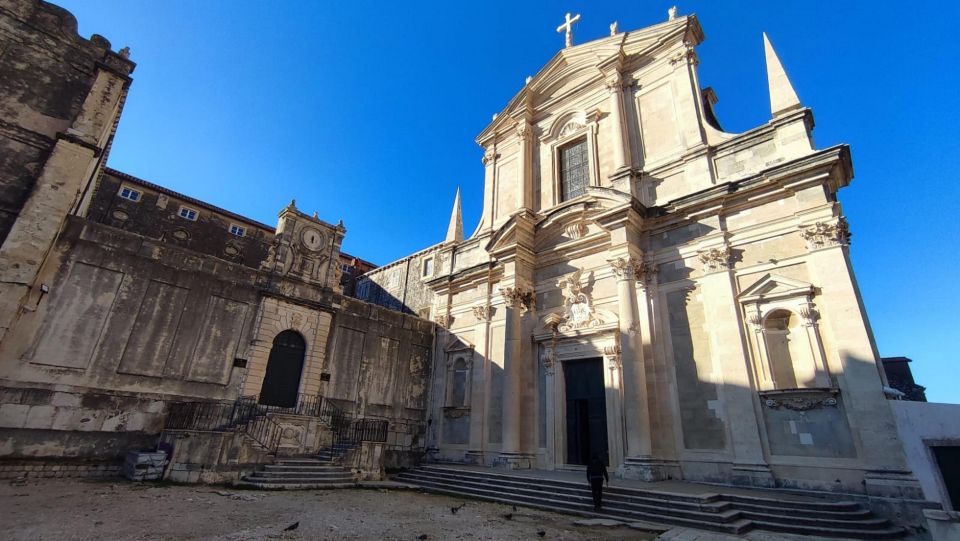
[586,455,609,511]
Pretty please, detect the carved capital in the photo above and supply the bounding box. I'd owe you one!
[800,218,850,250]
[472,304,491,321]
[539,346,555,375]
[799,304,820,327]
[515,121,531,141]
[481,149,499,166]
[605,72,627,92]
[434,313,451,328]
[697,246,733,273]
[608,256,639,281]
[500,287,535,314]
[669,41,699,66]
[603,344,622,371]
[635,260,658,284]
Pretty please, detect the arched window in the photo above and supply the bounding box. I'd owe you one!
[446,356,470,407]
[763,310,799,389]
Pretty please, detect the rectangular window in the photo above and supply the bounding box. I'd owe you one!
[228,224,246,237]
[178,206,198,221]
[423,257,434,277]
[559,138,589,201]
[118,186,142,202]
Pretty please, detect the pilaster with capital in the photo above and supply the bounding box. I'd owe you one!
[515,118,534,211]
[695,258,771,479]
[605,72,632,176]
[498,283,535,459]
[607,255,653,458]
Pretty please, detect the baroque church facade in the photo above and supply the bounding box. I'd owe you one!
[357,12,921,498]
[0,0,940,508]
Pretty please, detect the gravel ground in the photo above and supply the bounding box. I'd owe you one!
[0,478,659,540]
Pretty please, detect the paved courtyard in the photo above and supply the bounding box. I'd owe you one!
[1,478,661,540]
[1,478,875,541]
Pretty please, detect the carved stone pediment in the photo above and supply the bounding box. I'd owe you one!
[739,274,815,304]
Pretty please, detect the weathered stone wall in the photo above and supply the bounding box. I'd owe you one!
[0,0,122,243]
[325,296,434,459]
[86,169,274,269]
[0,216,265,457]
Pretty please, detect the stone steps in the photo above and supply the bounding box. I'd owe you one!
[235,455,356,490]
[394,466,906,539]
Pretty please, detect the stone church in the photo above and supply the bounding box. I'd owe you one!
[356,10,923,499]
[0,0,947,515]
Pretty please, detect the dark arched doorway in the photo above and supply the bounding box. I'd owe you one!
[259,330,306,408]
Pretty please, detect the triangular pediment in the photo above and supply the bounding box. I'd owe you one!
[739,273,815,303]
[477,15,701,144]
[444,334,474,353]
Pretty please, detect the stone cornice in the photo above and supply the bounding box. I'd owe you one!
[653,145,851,220]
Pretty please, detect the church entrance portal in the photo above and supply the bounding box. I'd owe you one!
[564,358,609,465]
[259,330,306,408]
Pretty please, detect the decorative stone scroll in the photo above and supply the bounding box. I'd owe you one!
[481,149,499,166]
[697,246,732,273]
[565,220,589,239]
[800,218,850,250]
[760,389,838,411]
[763,395,838,411]
[500,287,535,315]
[603,344,622,371]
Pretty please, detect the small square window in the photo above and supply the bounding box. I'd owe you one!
[118,186,141,202]
[423,257,434,277]
[229,224,246,237]
[178,206,198,221]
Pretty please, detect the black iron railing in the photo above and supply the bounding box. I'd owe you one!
[239,393,324,417]
[333,417,389,445]
[244,411,282,452]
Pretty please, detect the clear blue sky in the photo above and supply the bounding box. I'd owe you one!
[58,1,959,403]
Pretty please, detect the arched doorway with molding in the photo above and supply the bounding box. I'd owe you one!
[259,330,306,408]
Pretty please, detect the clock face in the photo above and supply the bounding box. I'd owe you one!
[301,227,325,251]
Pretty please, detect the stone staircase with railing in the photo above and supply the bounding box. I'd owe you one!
[394,466,906,539]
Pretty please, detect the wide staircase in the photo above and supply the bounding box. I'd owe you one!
[235,455,356,489]
[235,416,389,490]
[395,466,906,539]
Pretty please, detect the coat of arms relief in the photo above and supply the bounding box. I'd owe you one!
[552,268,611,332]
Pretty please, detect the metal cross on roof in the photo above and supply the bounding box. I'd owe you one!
[556,12,581,48]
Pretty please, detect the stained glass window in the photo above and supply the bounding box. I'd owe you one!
[560,138,589,201]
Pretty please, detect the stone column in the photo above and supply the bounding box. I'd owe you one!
[608,256,653,459]
[695,245,774,487]
[497,285,534,468]
[606,73,631,175]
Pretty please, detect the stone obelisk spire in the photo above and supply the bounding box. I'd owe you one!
[445,187,463,244]
[763,33,802,117]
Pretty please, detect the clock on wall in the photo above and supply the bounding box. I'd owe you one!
[300,227,325,251]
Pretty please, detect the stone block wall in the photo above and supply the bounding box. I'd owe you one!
[0,458,122,480]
